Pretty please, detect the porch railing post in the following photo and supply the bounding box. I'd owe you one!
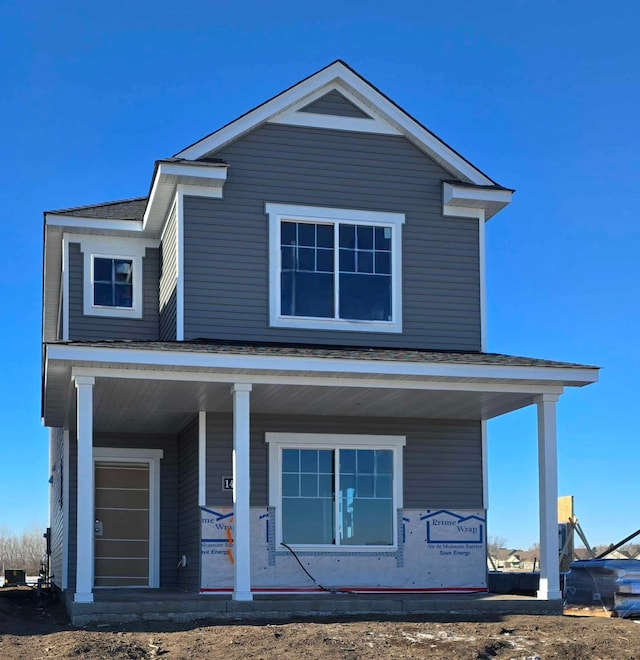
[74,376,95,603]
[535,393,562,600]
[231,383,253,601]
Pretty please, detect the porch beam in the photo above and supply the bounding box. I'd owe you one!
[74,376,95,603]
[71,366,567,396]
[231,383,252,601]
[535,393,562,600]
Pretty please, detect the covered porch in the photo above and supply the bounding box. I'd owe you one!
[43,340,598,607]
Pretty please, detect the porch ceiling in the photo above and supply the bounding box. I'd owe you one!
[48,367,553,433]
[44,342,598,432]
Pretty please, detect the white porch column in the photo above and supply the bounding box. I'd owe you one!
[198,410,207,507]
[535,393,562,600]
[231,383,253,601]
[74,376,95,603]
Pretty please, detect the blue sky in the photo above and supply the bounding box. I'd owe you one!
[1,1,638,550]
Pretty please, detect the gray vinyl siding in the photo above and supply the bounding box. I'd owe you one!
[49,428,64,588]
[177,417,200,591]
[68,243,160,340]
[159,204,178,340]
[299,90,372,118]
[205,414,482,510]
[67,432,179,591]
[187,124,480,350]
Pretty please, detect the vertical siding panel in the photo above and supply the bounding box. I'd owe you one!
[159,205,178,340]
[204,414,482,510]
[49,428,65,588]
[177,417,200,591]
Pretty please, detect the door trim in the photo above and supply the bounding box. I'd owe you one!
[93,447,163,588]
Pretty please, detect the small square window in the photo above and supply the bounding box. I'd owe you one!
[93,257,134,309]
[80,238,146,319]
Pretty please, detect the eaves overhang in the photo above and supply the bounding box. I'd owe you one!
[142,159,228,234]
[443,181,514,220]
[44,343,599,386]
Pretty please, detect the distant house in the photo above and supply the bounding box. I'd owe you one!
[41,60,599,614]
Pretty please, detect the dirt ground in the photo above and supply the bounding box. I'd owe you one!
[1,588,639,659]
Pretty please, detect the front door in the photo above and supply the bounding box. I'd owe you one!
[94,461,150,587]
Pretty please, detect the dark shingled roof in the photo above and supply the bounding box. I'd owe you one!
[47,197,148,221]
[49,339,598,370]
[442,179,515,193]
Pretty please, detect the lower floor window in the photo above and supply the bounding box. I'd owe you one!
[267,434,405,549]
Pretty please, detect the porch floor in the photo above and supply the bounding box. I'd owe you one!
[67,589,563,626]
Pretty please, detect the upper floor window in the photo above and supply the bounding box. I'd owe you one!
[79,236,146,319]
[93,257,133,308]
[266,203,405,333]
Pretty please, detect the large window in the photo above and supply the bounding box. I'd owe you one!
[267,204,404,332]
[267,433,405,549]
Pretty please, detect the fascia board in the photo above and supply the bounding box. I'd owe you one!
[172,62,495,185]
[46,344,599,387]
[45,214,144,232]
[443,182,513,206]
[159,162,228,181]
[174,64,347,159]
[333,73,494,185]
[142,161,227,232]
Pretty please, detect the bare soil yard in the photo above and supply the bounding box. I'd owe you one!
[1,587,639,659]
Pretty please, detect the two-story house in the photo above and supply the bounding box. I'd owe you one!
[41,61,598,617]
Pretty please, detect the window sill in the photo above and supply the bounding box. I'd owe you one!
[270,315,402,334]
[279,544,398,553]
[85,305,143,319]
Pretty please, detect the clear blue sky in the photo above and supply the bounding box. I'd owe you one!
[1,1,638,550]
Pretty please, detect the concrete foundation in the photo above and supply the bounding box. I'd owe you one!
[66,590,563,626]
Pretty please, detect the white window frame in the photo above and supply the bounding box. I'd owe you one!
[266,203,405,333]
[80,236,148,319]
[266,433,405,552]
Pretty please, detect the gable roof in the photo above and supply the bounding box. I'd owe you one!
[174,60,501,187]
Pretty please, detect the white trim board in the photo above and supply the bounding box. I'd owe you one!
[174,61,496,186]
[46,214,144,232]
[198,411,207,507]
[176,189,185,340]
[268,82,401,135]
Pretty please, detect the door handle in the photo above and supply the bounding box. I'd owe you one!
[95,520,103,536]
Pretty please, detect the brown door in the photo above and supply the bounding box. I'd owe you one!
[94,461,150,587]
